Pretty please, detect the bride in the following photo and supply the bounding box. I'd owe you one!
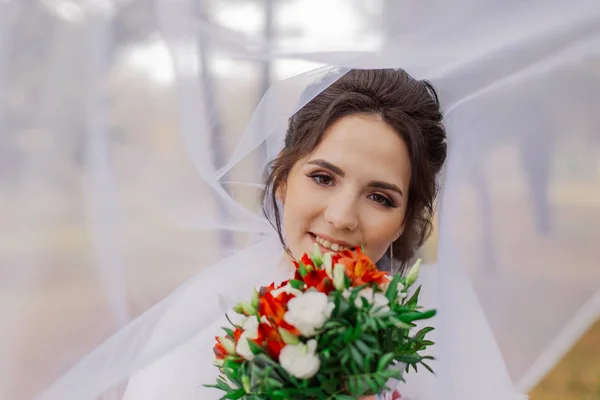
[9,1,599,400]
[124,68,451,400]
[36,66,526,400]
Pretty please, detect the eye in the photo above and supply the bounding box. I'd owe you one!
[308,173,335,187]
[368,193,397,208]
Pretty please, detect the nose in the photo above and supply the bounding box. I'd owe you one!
[323,193,359,232]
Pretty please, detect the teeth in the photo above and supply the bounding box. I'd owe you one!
[314,235,347,251]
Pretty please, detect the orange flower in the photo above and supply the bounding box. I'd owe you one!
[336,248,388,286]
[258,288,301,336]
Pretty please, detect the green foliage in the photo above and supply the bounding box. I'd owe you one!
[207,254,434,399]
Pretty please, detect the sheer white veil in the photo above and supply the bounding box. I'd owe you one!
[1,0,599,399]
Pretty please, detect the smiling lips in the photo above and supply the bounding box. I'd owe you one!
[311,233,355,252]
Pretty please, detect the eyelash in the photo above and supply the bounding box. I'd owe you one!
[306,172,398,209]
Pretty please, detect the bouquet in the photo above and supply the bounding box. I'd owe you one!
[206,245,436,399]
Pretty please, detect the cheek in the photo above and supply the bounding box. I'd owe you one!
[362,210,405,260]
[281,176,321,235]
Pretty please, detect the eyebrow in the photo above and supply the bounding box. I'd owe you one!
[307,159,404,197]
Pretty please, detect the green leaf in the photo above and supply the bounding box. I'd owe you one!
[222,327,235,338]
[360,296,371,309]
[224,388,246,399]
[385,273,403,302]
[265,377,285,388]
[202,383,219,390]
[254,353,279,367]
[298,262,308,277]
[316,375,338,394]
[355,340,375,357]
[350,345,364,366]
[247,339,264,355]
[395,354,422,364]
[404,286,421,308]
[288,279,305,290]
[391,305,415,313]
[416,309,437,320]
[397,309,436,323]
[341,350,350,365]
[377,352,395,371]
[356,377,366,395]
[366,376,379,393]
[364,353,375,371]
[347,376,357,395]
[343,328,354,344]
[344,274,351,289]
[414,326,435,339]
[251,288,260,309]
[389,317,414,329]
[420,360,435,374]
[361,334,378,345]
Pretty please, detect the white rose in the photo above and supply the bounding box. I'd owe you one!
[236,317,260,361]
[279,339,321,379]
[284,292,334,337]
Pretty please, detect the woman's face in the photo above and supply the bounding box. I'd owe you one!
[278,113,411,263]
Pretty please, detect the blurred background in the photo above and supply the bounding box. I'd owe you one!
[0,1,598,399]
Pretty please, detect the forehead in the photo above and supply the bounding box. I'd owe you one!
[307,113,411,182]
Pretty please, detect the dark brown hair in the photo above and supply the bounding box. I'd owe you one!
[261,69,447,273]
